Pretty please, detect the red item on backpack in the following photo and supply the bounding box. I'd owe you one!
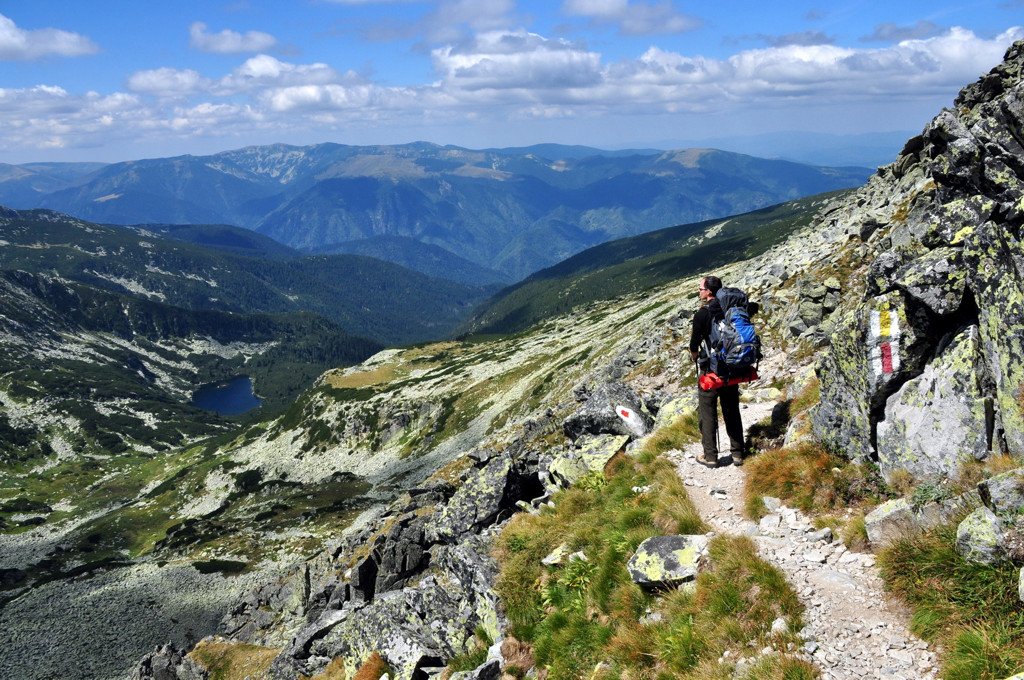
[699,368,759,391]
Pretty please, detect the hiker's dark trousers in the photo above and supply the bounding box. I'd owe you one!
[698,383,744,460]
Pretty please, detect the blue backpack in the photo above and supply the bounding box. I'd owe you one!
[709,287,761,376]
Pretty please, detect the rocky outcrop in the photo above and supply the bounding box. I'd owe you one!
[134,644,207,680]
[209,438,547,680]
[813,40,1024,474]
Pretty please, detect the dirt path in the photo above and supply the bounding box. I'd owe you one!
[665,399,939,680]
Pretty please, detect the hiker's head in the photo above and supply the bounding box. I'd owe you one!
[699,275,722,301]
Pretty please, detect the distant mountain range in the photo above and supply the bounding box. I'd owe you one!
[462,189,850,335]
[0,143,873,280]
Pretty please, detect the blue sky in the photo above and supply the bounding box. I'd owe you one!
[1,1,1022,163]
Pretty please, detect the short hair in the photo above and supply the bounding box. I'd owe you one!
[703,275,722,294]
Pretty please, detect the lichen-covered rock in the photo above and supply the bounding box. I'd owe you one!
[864,499,916,547]
[427,455,513,544]
[543,434,629,492]
[813,40,1024,466]
[133,644,208,680]
[274,535,502,680]
[978,468,1024,517]
[955,507,1006,564]
[653,396,692,430]
[563,381,651,440]
[626,535,708,589]
[865,492,983,548]
[876,326,992,481]
[892,246,967,316]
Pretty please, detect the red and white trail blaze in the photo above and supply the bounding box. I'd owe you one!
[870,303,901,381]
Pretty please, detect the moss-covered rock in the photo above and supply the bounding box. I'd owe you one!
[955,507,1006,565]
[626,534,708,590]
[543,434,629,492]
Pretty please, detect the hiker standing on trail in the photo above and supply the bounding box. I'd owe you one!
[688,275,746,468]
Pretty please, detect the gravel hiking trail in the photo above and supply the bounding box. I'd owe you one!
[665,398,939,680]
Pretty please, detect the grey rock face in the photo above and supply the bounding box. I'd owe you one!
[563,381,651,440]
[876,326,992,481]
[277,534,502,680]
[133,644,208,680]
[892,247,967,316]
[427,454,513,544]
[978,468,1024,517]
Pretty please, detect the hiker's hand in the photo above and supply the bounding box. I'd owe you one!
[690,350,698,362]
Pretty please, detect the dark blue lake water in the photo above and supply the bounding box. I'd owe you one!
[191,376,262,416]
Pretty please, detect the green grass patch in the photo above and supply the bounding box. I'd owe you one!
[495,444,813,679]
[878,521,1024,680]
[638,410,700,457]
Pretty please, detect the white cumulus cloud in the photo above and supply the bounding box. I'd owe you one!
[217,55,345,93]
[127,68,209,98]
[432,30,603,92]
[0,13,99,60]
[189,21,277,54]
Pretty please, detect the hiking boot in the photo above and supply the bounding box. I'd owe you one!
[695,453,721,468]
[732,453,745,467]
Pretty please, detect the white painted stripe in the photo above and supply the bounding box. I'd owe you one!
[869,309,883,378]
[889,308,901,373]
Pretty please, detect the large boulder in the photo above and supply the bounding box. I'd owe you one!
[813,291,934,463]
[427,455,513,544]
[876,326,993,481]
[626,535,708,590]
[563,381,652,440]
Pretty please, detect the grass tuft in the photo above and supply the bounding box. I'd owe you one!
[743,442,885,519]
[878,521,1024,679]
[639,410,700,458]
[188,640,279,680]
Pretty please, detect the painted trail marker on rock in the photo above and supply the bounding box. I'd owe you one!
[870,302,901,382]
[616,404,648,436]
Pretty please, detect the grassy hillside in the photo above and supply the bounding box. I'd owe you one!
[463,190,850,336]
[0,207,492,345]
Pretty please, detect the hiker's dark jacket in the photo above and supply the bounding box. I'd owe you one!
[689,298,723,371]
